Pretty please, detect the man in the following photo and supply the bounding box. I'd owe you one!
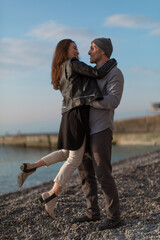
[72,38,124,230]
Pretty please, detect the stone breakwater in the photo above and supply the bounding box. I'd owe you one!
[0,133,58,148]
[0,150,160,240]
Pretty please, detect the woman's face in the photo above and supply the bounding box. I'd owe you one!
[67,42,79,59]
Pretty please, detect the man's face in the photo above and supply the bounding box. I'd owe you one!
[88,42,104,64]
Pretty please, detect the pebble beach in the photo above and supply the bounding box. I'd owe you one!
[0,149,160,240]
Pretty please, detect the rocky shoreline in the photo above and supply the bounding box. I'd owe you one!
[0,149,160,240]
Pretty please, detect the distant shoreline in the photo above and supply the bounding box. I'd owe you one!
[0,114,160,147]
[0,132,160,147]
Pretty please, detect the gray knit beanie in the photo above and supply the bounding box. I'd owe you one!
[92,38,113,58]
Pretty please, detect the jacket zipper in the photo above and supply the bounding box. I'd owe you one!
[73,94,95,101]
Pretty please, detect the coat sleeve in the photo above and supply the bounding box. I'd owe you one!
[71,58,117,79]
[89,69,124,110]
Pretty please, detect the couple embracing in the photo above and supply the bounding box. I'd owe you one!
[17,37,124,231]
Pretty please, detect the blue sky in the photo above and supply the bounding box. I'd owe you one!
[0,0,160,135]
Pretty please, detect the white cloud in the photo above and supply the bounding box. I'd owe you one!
[26,21,95,42]
[0,22,96,78]
[150,28,160,35]
[127,66,160,76]
[0,38,53,77]
[104,14,160,35]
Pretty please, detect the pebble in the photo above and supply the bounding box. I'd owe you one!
[0,149,160,239]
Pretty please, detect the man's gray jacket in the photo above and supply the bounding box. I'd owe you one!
[89,66,124,134]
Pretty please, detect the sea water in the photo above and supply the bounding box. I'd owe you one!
[0,145,159,194]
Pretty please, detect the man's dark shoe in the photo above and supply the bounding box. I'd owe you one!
[98,219,122,231]
[71,215,101,224]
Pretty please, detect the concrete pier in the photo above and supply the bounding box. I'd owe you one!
[0,133,58,148]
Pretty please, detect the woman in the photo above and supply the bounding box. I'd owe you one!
[17,39,117,219]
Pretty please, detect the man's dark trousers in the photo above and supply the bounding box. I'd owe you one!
[78,128,120,220]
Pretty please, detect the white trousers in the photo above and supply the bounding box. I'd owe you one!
[42,138,86,187]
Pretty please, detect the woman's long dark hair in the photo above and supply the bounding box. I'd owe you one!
[51,39,74,90]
